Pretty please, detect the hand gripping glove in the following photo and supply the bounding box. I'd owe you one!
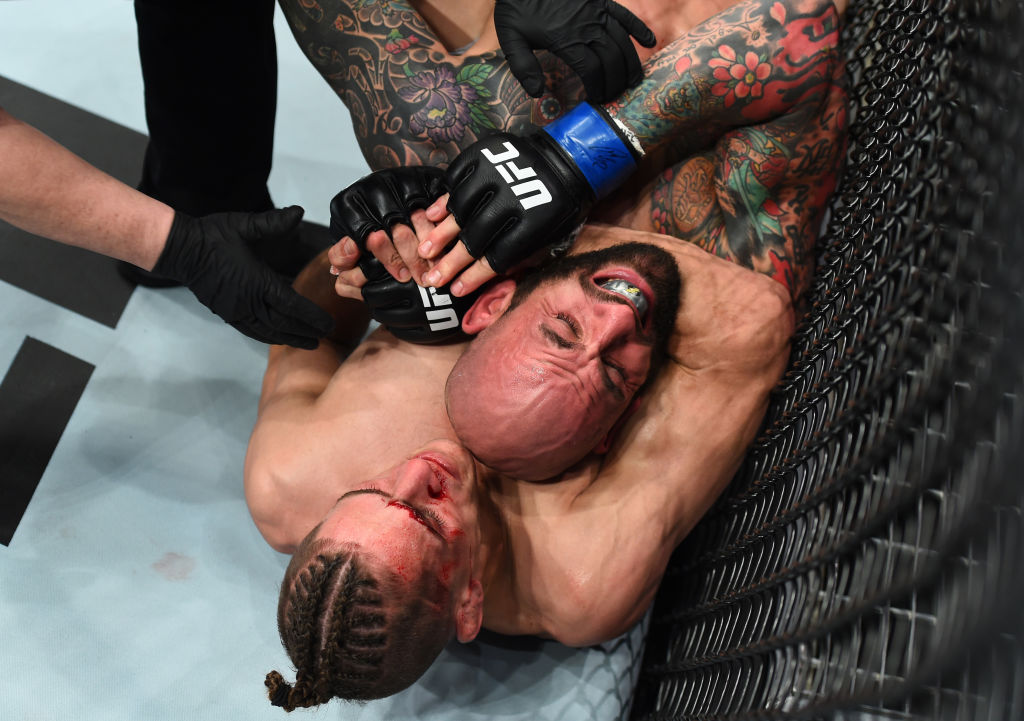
[151,207,334,349]
[329,166,480,344]
[444,102,642,273]
[494,0,656,102]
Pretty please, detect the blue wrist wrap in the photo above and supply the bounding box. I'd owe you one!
[542,102,637,199]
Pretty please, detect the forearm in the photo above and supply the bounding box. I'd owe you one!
[259,253,367,413]
[293,250,371,347]
[605,0,841,159]
[0,109,172,269]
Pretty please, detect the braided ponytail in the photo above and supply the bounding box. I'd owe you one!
[264,532,457,708]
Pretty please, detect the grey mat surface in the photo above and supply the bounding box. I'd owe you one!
[0,78,646,721]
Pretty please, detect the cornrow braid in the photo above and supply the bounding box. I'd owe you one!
[264,527,458,709]
[265,547,388,710]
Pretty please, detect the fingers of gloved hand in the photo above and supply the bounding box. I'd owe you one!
[409,208,438,246]
[602,15,645,89]
[419,214,462,260]
[334,266,368,300]
[604,0,656,47]
[393,216,434,282]
[327,237,360,274]
[496,24,547,97]
[449,256,498,297]
[226,288,333,350]
[425,193,452,223]
[243,205,306,240]
[364,228,412,282]
[269,285,336,338]
[420,240,477,292]
[555,42,607,103]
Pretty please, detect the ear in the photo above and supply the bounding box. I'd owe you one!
[461,279,517,335]
[454,578,484,642]
[592,396,643,454]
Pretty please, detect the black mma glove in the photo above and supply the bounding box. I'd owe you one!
[151,206,334,349]
[494,0,655,103]
[445,102,642,273]
[359,273,480,345]
[329,166,480,344]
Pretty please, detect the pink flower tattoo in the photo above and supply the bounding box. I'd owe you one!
[709,45,772,107]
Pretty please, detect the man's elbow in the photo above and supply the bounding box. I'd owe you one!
[544,591,655,648]
[756,284,795,380]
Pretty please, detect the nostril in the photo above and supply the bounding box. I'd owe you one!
[427,474,448,500]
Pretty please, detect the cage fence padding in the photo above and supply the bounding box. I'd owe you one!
[629,1,1024,719]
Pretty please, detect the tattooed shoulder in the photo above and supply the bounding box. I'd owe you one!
[278,0,584,168]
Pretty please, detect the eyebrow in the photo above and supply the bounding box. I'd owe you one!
[336,488,445,540]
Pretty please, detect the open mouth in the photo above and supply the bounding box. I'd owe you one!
[599,278,649,319]
[593,267,654,326]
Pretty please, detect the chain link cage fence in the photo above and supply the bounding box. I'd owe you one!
[629,1,1024,719]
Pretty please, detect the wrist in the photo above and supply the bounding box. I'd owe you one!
[139,202,176,271]
[152,210,197,282]
[541,102,640,198]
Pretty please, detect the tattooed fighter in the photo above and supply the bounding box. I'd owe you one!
[246,0,848,709]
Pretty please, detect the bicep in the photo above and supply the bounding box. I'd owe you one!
[586,283,793,539]
[710,76,848,295]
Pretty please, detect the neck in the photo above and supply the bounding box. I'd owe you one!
[472,468,514,603]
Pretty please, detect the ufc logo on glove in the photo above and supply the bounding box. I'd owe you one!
[481,143,553,209]
[444,103,642,275]
[418,286,460,332]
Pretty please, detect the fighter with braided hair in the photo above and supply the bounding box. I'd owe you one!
[247,0,848,706]
[264,546,450,707]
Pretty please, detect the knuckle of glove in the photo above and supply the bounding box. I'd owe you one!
[360,275,479,345]
[329,188,377,245]
[395,166,448,210]
[331,167,449,249]
[449,130,582,272]
[356,254,391,283]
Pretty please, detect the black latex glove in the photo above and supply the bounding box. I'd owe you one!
[494,0,656,103]
[151,206,334,349]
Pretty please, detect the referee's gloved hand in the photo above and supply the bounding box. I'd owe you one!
[151,206,334,349]
[494,0,655,103]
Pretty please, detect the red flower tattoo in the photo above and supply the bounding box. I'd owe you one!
[709,45,772,107]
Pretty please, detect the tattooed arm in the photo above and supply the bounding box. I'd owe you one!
[278,0,586,169]
[606,0,842,161]
[408,0,843,293]
[617,63,848,299]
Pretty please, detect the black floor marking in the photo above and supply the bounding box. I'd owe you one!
[0,337,95,547]
[0,74,142,327]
